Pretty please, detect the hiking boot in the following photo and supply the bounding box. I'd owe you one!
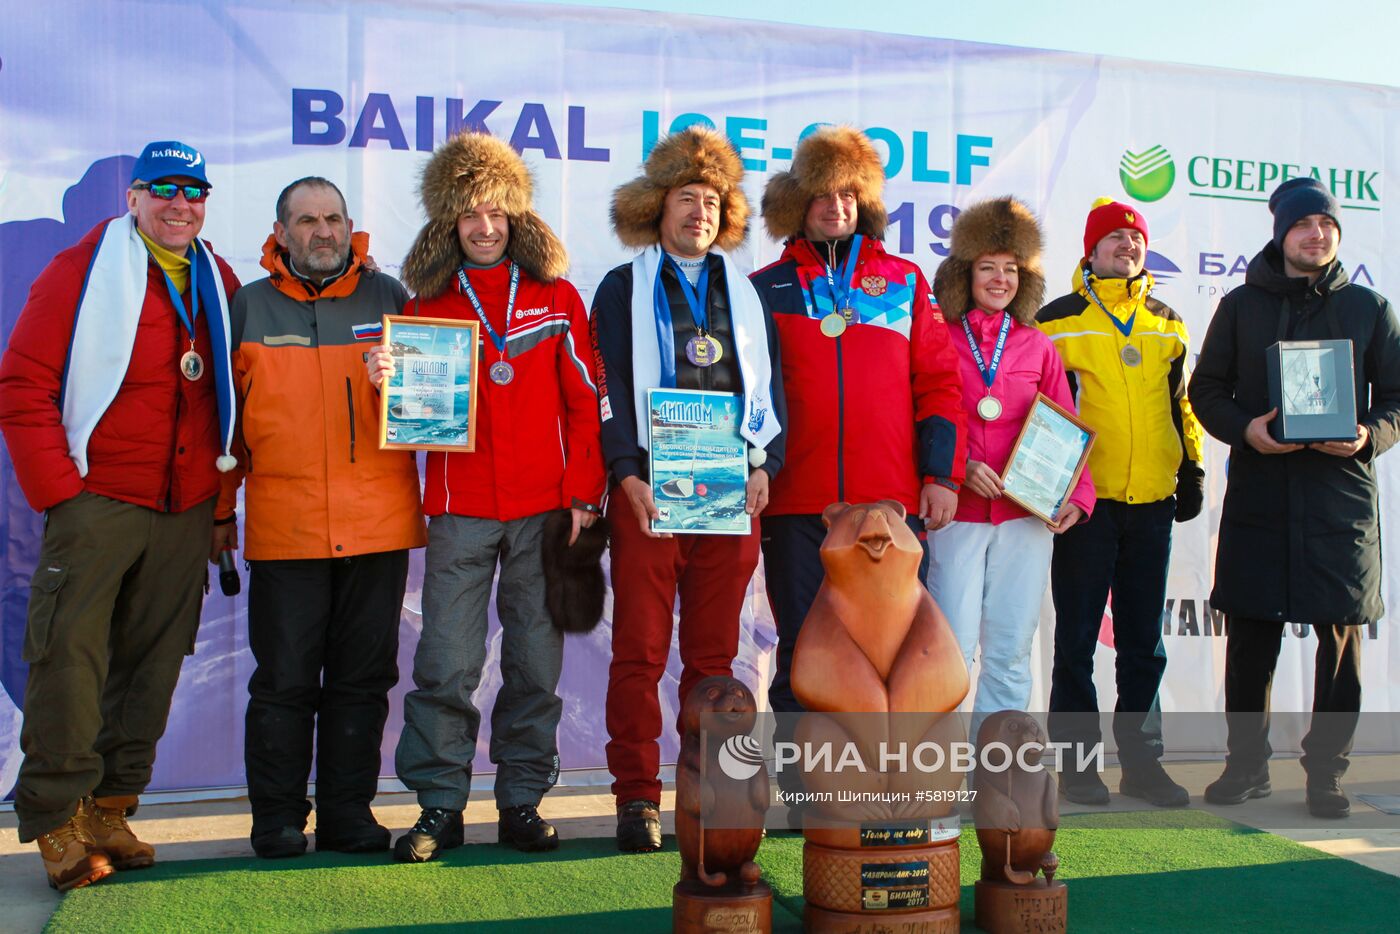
[1119,761,1190,808]
[616,799,662,852]
[393,808,464,863]
[38,801,115,892]
[1306,775,1350,819]
[1204,765,1271,805]
[315,814,391,853]
[252,825,308,859]
[86,795,155,869]
[1058,769,1110,806]
[498,804,559,852]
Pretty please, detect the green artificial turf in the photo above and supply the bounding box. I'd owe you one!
[46,811,1400,933]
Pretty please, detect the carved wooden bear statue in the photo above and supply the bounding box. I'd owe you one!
[676,675,768,888]
[790,500,969,822]
[972,710,1060,885]
[792,501,968,714]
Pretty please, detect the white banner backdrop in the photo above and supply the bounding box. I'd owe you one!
[1,0,1396,797]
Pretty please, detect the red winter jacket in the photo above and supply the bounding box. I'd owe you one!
[412,261,605,519]
[750,236,966,516]
[0,219,241,513]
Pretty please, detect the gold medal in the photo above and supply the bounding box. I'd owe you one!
[820,312,847,338]
[180,349,205,381]
[1121,345,1142,367]
[976,395,1002,421]
[685,334,722,366]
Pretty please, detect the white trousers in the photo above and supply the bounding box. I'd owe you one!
[926,517,1053,737]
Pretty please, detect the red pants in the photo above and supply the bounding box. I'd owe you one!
[604,490,760,806]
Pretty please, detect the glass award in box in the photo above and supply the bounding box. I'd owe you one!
[1266,339,1357,443]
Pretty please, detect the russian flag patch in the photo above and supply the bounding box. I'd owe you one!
[351,322,383,341]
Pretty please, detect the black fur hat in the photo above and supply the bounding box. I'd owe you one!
[541,510,609,634]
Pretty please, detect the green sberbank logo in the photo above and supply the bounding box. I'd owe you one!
[1119,142,1381,211]
[1119,146,1176,202]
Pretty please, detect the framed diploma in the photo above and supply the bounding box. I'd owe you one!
[646,388,752,535]
[999,393,1096,524]
[378,314,480,452]
[1266,339,1357,443]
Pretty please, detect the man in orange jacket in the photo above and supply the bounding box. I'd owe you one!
[212,177,427,858]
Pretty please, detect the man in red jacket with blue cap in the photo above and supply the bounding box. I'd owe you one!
[0,140,240,891]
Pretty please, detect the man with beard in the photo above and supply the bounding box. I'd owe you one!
[214,177,426,857]
[1192,177,1400,819]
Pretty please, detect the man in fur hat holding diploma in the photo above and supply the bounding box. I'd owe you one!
[749,125,967,717]
[368,132,605,861]
[591,125,785,853]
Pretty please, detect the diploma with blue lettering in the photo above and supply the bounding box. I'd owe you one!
[379,314,480,452]
[647,388,751,535]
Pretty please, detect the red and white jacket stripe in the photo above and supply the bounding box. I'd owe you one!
[411,260,605,520]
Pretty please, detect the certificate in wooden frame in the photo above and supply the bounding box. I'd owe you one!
[378,314,480,452]
[999,393,1096,524]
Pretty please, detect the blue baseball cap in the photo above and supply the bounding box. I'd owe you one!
[131,140,209,186]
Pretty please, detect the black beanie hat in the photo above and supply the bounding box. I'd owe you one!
[1268,177,1341,249]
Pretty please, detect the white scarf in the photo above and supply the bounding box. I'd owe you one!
[628,244,779,452]
[62,214,236,476]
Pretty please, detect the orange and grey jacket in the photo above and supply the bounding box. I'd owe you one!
[215,233,427,559]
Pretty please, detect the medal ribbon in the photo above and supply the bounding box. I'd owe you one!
[1081,266,1135,337]
[810,235,863,320]
[665,255,711,335]
[961,312,1012,389]
[457,262,520,356]
[159,246,200,343]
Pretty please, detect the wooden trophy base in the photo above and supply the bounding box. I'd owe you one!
[803,903,960,933]
[672,877,772,933]
[803,839,960,914]
[973,878,1067,934]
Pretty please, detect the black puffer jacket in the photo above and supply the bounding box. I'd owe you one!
[1191,241,1400,626]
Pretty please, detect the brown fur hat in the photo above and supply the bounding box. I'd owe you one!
[401,131,568,298]
[761,126,888,243]
[611,125,749,253]
[932,197,1045,325]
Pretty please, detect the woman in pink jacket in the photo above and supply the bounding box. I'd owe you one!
[926,197,1095,729]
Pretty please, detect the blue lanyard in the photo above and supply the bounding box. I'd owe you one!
[665,255,711,334]
[961,312,1012,389]
[1081,266,1134,337]
[810,235,862,319]
[457,262,519,354]
[159,246,199,341]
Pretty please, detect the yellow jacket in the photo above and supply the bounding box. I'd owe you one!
[1037,267,1204,504]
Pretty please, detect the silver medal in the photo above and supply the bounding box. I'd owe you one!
[489,360,515,385]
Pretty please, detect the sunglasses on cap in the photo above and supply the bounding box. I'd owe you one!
[133,182,211,203]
